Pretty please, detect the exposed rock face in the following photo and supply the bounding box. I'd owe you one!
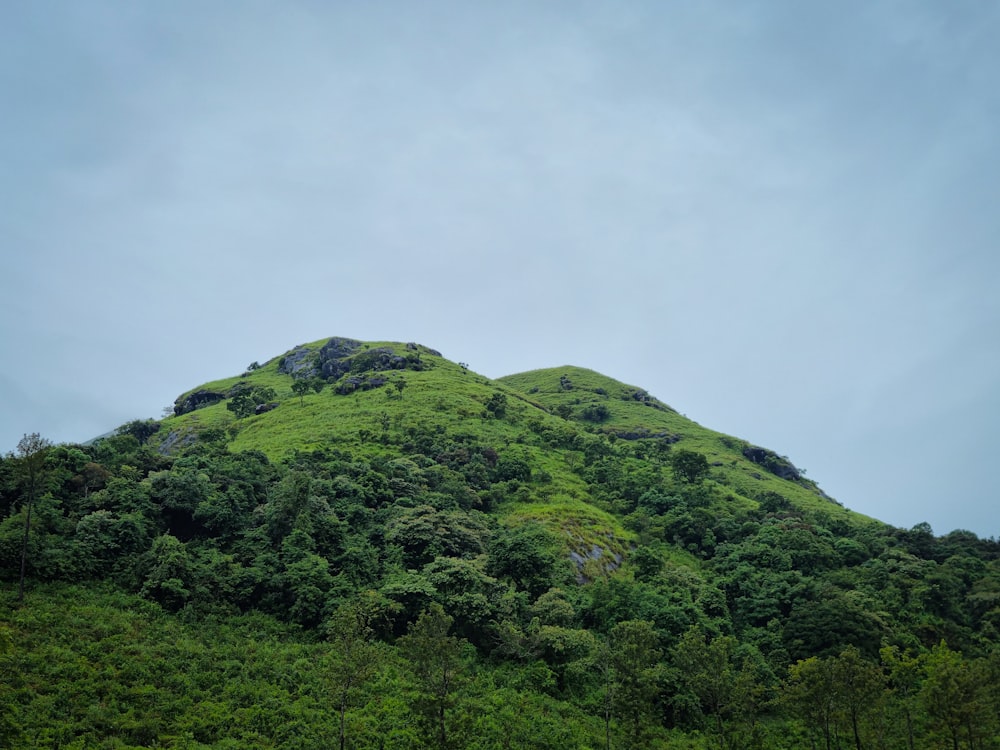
[277,347,317,376]
[255,402,279,415]
[569,541,624,584]
[304,337,424,380]
[334,375,388,394]
[174,390,225,416]
[321,337,363,361]
[344,347,407,375]
[277,338,365,379]
[742,445,803,482]
[157,429,197,454]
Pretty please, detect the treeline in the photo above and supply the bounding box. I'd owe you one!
[2,422,999,748]
[3,585,999,748]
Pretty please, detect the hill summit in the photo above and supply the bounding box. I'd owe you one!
[152,335,857,575]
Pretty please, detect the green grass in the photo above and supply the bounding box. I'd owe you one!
[498,366,878,530]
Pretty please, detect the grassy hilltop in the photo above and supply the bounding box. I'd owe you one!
[152,336,867,575]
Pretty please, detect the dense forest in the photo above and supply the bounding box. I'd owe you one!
[2,338,999,749]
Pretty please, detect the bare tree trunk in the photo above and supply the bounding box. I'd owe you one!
[17,496,33,603]
[15,433,49,605]
[339,695,347,750]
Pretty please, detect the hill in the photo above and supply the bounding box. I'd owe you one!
[2,336,999,748]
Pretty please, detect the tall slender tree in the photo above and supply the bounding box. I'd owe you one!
[325,596,382,750]
[608,620,661,748]
[399,603,467,750]
[15,433,51,603]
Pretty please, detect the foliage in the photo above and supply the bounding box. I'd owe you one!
[2,337,1000,747]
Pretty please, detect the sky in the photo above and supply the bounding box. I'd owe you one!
[2,1,998,537]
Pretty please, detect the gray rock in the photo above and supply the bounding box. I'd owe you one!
[174,389,225,416]
[319,336,363,361]
[157,429,197,454]
[278,347,318,377]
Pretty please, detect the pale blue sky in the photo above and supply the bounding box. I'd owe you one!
[2,1,998,536]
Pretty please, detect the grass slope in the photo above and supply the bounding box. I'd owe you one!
[499,366,875,530]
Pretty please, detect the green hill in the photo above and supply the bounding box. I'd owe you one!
[2,336,999,749]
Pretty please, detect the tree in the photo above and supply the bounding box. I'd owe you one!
[291,379,311,405]
[484,392,507,419]
[226,385,277,418]
[831,645,886,750]
[14,433,51,603]
[325,597,382,750]
[669,449,709,484]
[116,419,160,445]
[607,620,661,749]
[673,626,760,750]
[579,404,611,423]
[783,655,838,750]
[920,641,984,750]
[880,645,923,750]
[486,523,569,598]
[399,603,468,750]
[139,534,193,610]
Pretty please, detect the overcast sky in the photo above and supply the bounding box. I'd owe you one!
[2,1,998,537]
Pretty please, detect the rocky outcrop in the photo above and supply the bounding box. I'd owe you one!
[334,375,388,394]
[157,429,198,454]
[742,445,803,482]
[277,346,318,376]
[320,336,364,361]
[174,389,225,416]
[277,338,415,380]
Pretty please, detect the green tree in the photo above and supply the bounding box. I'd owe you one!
[669,449,709,484]
[579,404,611,423]
[920,641,984,750]
[484,391,508,419]
[116,418,161,445]
[608,619,661,749]
[325,597,382,750]
[831,646,886,750]
[486,522,569,598]
[140,534,193,610]
[783,655,838,750]
[226,385,277,418]
[14,433,52,602]
[672,626,760,750]
[291,379,311,405]
[399,603,469,750]
[880,645,924,750]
